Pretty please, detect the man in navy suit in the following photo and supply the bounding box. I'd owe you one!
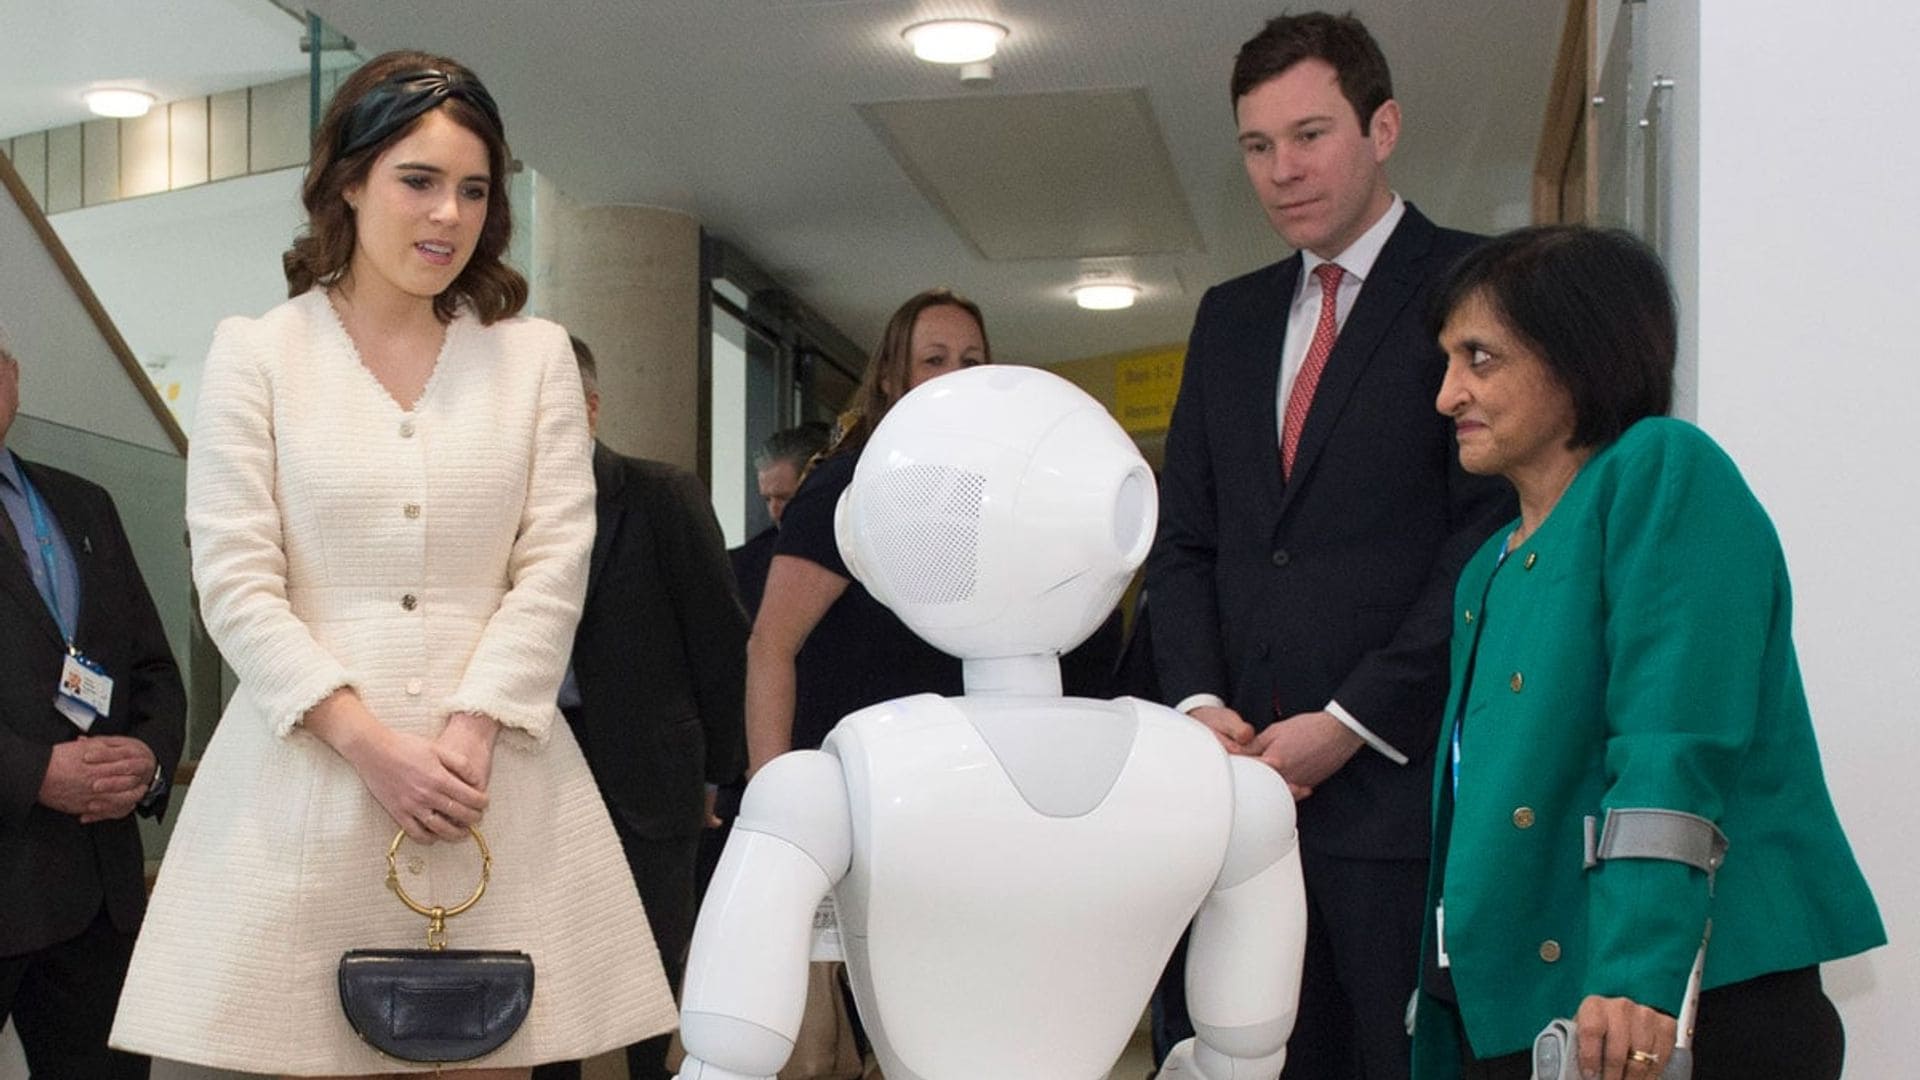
[0,325,185,1078]
[1146,14,1512,1077]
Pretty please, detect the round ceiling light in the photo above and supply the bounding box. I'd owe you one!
[1072,283,1140,311]
[902,19,1009,65]
[84,88,156,118]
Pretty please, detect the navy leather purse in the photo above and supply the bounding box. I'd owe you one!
[338,827,534,1063]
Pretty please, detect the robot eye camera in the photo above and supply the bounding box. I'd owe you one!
[835,365,1155,661]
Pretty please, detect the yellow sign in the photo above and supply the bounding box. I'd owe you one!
[1113,348,1185,433]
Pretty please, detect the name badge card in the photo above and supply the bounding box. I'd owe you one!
[54,652,113,732]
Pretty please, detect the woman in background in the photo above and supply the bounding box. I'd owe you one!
[112,52,674,1077]
[1411,225,1882,1080]
[744,288,989,772]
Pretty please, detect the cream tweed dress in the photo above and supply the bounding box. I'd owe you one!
[111,289,677,1073]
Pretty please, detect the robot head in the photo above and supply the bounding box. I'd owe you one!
[835,365,1155,660]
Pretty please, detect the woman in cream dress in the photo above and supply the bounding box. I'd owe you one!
[111,53,676,1076]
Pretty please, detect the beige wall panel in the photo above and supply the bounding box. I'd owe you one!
[209,90,249,180]
[8,133,48,210]
[121,110,170,198]
[81,120,120,206]
[248,77,307,173]
[169,99,210,189]
[44,125,82,213]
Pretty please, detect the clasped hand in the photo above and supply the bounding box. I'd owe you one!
[38,735,155,823]
[1187,705,1362,800]
[312,690,497,844]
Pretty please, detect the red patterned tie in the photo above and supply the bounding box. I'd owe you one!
[1281,262,1345,479]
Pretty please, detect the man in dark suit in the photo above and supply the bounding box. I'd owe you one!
[728,422,830,623]
[1145,14,1512,1078]
[0,326,185,1078]
[535,336,749,1080]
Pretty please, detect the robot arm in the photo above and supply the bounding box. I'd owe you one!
[1158,756,1307,1080]
[676,751,853,1080]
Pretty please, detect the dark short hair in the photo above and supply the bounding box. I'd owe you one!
[756,422,831,471]
[833,287,990,458]
[569,334,597,389]
[1231,11,1394,134]
[1430,225,1676,449]
[284,50,526,325]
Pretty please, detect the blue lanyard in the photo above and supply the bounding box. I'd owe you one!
[1451,532,1517,797]
[19,473,75,648]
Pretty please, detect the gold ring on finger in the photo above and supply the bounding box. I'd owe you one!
[1628,1049,1661,1066]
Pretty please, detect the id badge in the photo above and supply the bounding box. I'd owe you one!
[55,652,113,731]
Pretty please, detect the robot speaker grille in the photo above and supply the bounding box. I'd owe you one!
[863,464,986,604]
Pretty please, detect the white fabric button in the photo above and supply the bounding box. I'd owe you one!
[406,679,422,696]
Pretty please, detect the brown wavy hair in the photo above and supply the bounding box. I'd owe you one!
[825,288,990,461]
[283,50,527,324]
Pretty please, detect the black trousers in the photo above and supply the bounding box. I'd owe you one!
[1280,850,1428,1080]
[0,905,148,1080]
[534,834,700,1080]
[1456,966,1843,1080]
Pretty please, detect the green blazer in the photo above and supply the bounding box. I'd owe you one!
[1411,418,1883,1073]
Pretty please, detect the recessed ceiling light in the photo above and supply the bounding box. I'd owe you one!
[84,88,155,119]
[1072,283,1140,311]
[902,19,1009,65]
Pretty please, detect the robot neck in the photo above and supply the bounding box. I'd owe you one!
[963,655,1063,697]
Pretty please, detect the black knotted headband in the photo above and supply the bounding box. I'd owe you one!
[336,68,504,160]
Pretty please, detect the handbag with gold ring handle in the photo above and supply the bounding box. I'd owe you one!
[337,826,534,1063]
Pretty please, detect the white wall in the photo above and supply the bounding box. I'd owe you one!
[47,167,305,437]
[1693,3,1920,1074]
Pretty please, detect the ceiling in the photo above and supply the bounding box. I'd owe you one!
[0,0,312,135]
[4,0,1565,367]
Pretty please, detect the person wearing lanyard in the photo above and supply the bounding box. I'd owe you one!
[1411,226,1883,1080]
[0,328,186,1079]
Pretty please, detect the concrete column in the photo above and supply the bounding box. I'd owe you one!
[531,175,702,472]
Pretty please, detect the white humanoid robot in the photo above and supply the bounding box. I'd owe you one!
[676,366,1306,1080]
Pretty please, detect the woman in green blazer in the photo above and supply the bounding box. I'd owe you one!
[1410,226,1883,1080]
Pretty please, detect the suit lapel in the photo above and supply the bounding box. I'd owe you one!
[1277,208,1436,520]
[6,461,83,648]
[587,443,625,599]
[1231,258,1300,528]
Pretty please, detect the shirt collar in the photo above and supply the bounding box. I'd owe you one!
[1301,193,1405,287]
[0,449,24,497]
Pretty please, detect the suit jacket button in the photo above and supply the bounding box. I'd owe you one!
[401,593,418,611]
[1512,806,1536,829]
[399,419,416,438]
[1509,671,1524,692]
[1271,549,1290,567]
[1539,939,1562,963]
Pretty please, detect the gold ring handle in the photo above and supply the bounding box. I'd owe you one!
[385,825,492,938]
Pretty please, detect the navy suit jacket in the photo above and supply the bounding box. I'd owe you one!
[0,457,184,956]
[1147,205,1512,859]
[566,445,749,841]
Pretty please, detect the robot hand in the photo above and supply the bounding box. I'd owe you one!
[673,1057,774,1080]
[1154,1037,1285,1080]
[1155,1038,1207,1079]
